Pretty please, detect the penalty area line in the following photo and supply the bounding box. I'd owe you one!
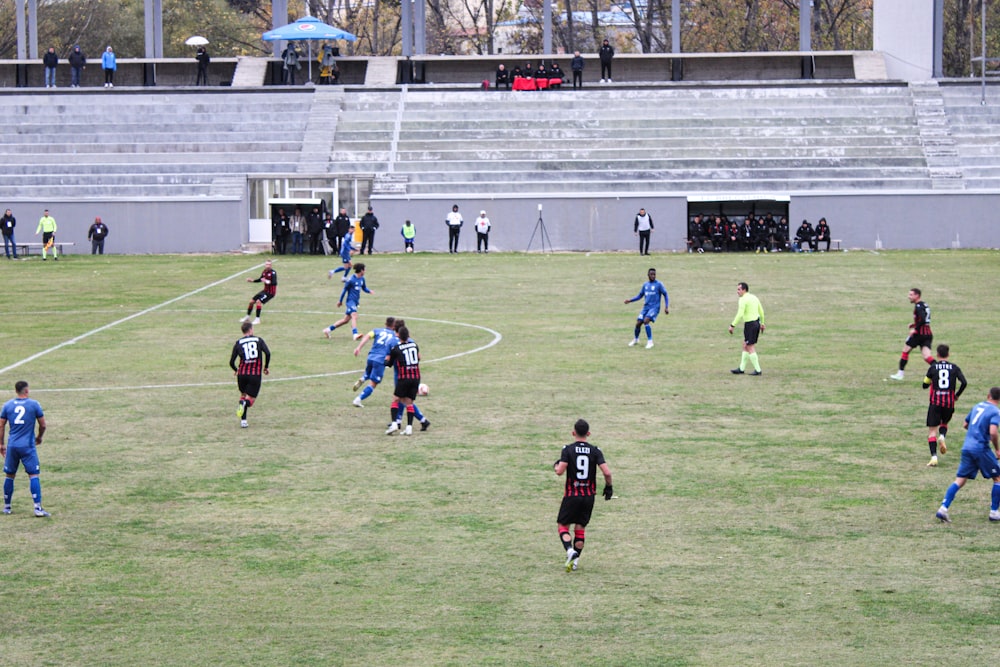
[0,263,266,379]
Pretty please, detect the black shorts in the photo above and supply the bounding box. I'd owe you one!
[905,333,932,350]
[557,495,596,527]
[743,320,761,346]
[237,374,262,398]
[252,291,275,305]
[926,404,954,428]
[394,378,420,401]
[42,231,55,245]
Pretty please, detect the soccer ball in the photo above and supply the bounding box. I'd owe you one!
[406,247,413,253]
[417,383,429,396]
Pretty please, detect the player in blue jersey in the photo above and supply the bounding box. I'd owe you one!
[624,267,669,349]
[0,381,51,517]
[352,316,399,407]
[328,224,356,283]
[323,263,373,340]
[935,386,1000,523]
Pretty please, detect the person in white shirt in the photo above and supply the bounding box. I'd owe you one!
[633,207,654,256]
[446,204,464,253]
[475,210,492,253]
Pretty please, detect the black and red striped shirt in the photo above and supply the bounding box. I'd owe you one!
[230,335,271,376]
[912,300,931,336]
[389,339,421,380]
[923,359,966,408]
[254,268,277,297]
[560,441,606,497]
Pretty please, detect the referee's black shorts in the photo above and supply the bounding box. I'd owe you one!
[743,320,761,346]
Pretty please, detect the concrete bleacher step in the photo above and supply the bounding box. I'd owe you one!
[231,56,269,87]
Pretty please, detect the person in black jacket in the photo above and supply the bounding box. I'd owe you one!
[43,47,58,88]
[332,208,352,254]
[598,39,614,82]
[88,217,109,255]
[359,206,379,255]
[68,46,86,88]
[2,209,17,259]
[814,217,832,252]
[794,220,815,252]
[307,206,324,255]
[196,46,210,85]
[495,64,510,90]
[272,208,289,255]
[571,51,584,89]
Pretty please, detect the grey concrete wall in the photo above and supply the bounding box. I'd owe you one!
[4,192,997,255]
[371,193,1000,253]
[2,199,244,254]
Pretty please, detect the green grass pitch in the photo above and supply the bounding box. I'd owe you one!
[1,249,999,666]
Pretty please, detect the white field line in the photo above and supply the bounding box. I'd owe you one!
[11,300,501,392]
[0,265,265,379]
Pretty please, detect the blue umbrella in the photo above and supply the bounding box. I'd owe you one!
[263,16,357,82]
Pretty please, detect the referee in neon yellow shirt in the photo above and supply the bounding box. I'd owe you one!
[35,209,58,260]
[729,281,765,375]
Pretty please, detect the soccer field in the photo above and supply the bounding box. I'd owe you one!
[1,250,998,666]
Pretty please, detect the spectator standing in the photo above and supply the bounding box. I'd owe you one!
[35,209,58,261]
[359,206,379,255]
[934,387,1000,524]
[474,210,492,253]
[729,281,765,376]
[68,45,86,88]
[282,44,301,85]
[0,381,51,517]
[101,46,117,88]
[272,207,290,255]
[196,46,210,85]
[332,208,351,254]
[289,207,305,254]
[43,47,58,88]
[323,212,336,255]
[401,220,416,252]
[446,204,463,253]
[633,207,654,255]
[571,51,584,89]
[598,39,614,82]
[814,217,831,251]
[1,209,17,259]
[495,64,510,90]
[87,217,109,255]
[554,419,613,572]
[307,206,324,255]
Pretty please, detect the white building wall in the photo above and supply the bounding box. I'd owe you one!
[873,0,934,81]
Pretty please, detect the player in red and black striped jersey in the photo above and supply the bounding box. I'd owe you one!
[229,322,271,428]
[553,419,613,572]
[241,260,277,325]
[385,326,423,435]
[921,344,967,466]
[890,288,933,381]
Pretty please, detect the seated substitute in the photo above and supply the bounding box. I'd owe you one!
[495,63,510,90]
[814,217,831,252]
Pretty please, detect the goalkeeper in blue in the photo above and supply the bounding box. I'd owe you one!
[624,267,669,349]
